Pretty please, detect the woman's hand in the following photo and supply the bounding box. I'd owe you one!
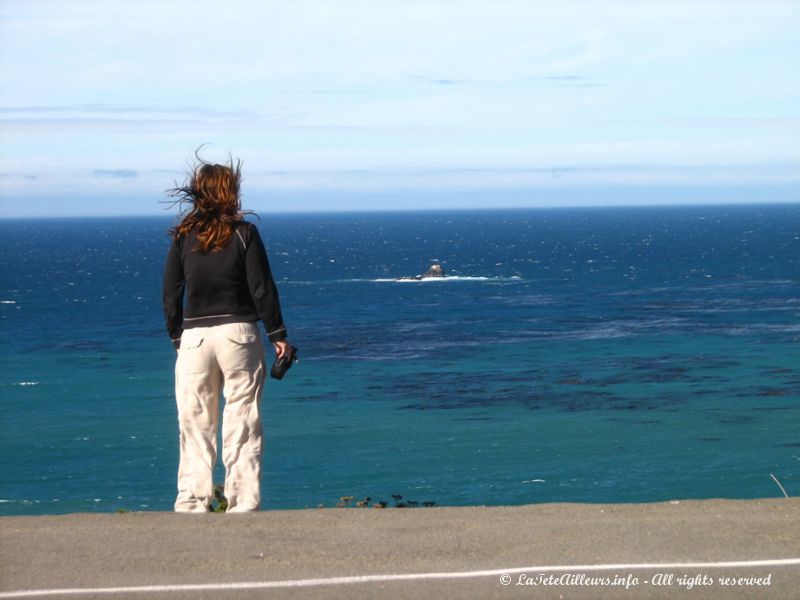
[273,340,291,359]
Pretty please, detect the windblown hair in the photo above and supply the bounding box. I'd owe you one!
[167,156,251,253]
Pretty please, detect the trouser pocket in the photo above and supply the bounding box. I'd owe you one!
[218,323,263,373]
[177,330,207,374]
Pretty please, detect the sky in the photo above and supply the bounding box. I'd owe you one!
[1,0,799,217]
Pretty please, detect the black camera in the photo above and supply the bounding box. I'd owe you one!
[270,345,298,380]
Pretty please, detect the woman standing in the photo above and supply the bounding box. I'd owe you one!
[162,157,290,513]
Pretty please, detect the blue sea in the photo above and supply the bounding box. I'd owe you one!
[1,205,798,515]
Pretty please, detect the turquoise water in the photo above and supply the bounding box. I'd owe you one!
[1,205,798,514]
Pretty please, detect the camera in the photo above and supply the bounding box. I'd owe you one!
[270,345,298,380]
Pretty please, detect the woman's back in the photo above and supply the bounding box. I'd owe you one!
[178,222,252,322]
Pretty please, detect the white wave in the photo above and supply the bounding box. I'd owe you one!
[0,300,16,304]
[492,293,553,306]
[13,381,39,386]
[359,353,426,361]
[285,275,523,285]
[373,275,521,283]
[726,323,800,335]
[576,327,634,340]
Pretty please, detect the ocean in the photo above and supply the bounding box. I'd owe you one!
[1,204,798,515]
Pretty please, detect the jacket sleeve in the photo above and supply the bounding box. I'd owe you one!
[245,224,287,343]
[162,237,185,350]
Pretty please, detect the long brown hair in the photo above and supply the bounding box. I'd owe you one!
[167,155,251,253]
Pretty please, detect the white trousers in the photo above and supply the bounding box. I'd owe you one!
[174,321,265,513]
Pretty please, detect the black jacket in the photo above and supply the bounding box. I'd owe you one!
[162,221,287,349]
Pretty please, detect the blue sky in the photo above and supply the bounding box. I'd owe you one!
[1,0,799,217]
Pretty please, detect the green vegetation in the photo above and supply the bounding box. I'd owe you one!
[117,487,437,513]
[210,484,228,513]
[333,494,436,509]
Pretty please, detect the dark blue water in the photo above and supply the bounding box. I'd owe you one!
[1,205,798,514]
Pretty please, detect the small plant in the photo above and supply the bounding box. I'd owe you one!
[210,484,228,513]
[333,493,436,509]
[770,473,790,498]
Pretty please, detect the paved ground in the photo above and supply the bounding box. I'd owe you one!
[1,498,798,599]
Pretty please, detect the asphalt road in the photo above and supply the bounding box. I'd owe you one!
[1,498,798,599]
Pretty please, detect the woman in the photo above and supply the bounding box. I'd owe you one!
[162,157,290,513]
